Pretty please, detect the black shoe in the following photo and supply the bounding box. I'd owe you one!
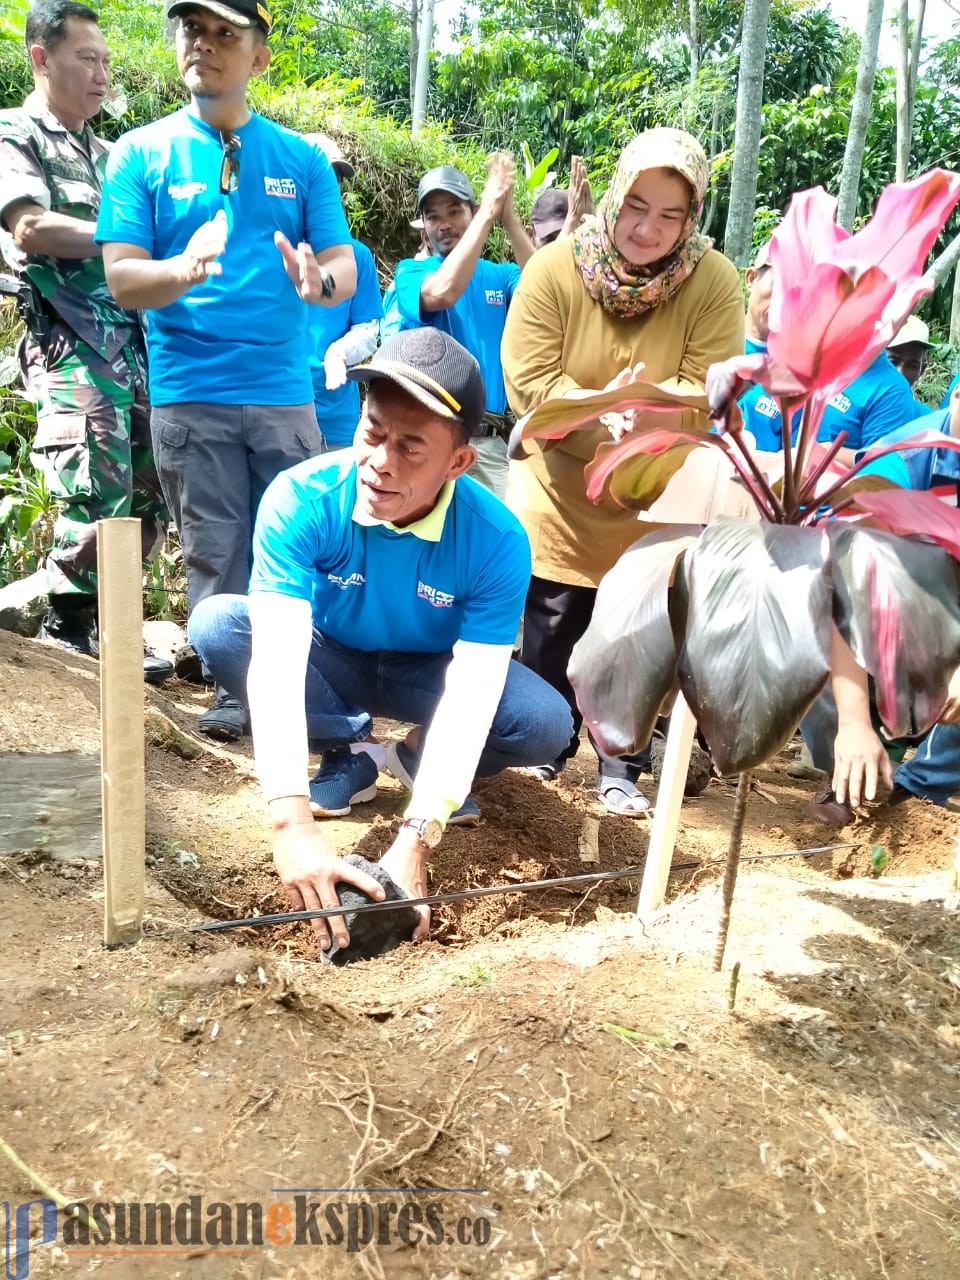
[39,596,98,657]
[40,597,173,684]
[143,649,174,686]
[197,688,249,741]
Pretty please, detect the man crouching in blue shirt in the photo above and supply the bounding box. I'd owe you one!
[188,329,573,952]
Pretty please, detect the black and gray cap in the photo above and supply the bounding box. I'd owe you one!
[417,165,476,213]
[348,329,485,436]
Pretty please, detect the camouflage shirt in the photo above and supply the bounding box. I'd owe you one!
[0,93,140,362]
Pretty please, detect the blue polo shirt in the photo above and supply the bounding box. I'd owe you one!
[861,409,960,491]
[738,344,923,452]
[738,337,788,451]
[389,256,521,415]
[309,238,382,448]
[97,108,350,406]
[818,353,924,450]
[250,455,531,652]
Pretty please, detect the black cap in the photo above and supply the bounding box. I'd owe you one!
[417,166,476,214]
[167,0,272,36]
[530,188,569,239]
[348,329,485,436]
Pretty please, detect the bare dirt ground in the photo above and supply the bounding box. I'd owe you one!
[1,626,959,1279]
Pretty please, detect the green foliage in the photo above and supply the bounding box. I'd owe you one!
[0,0,28,43]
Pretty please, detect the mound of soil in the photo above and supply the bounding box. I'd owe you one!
[1,628,958,1279]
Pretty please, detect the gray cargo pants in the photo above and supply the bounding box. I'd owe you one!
[151,402,322,616]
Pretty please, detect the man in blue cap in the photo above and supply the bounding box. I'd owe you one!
[381,154,534,498]
[188,328,572,951]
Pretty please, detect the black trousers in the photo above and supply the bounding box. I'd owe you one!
[519,574,650,781]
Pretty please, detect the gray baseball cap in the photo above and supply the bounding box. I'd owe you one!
[417,166,476,213]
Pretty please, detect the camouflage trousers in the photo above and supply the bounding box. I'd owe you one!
[24,328,167,596]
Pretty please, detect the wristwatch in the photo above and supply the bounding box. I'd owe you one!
[400,817,442,848]
[318,265,337,299]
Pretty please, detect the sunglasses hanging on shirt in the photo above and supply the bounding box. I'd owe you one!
[219,130,241,195]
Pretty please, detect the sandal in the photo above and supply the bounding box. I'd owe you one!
[598,776,652,817]
[523,757,565,781]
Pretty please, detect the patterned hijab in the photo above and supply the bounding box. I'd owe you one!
[573,128,713,319]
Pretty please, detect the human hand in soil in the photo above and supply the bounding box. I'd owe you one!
[272,813,385,952]
[379,831,431,942]
[832,724,893,808]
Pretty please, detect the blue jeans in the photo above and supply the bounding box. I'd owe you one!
[894,722,960,808]
[189,594,574,775]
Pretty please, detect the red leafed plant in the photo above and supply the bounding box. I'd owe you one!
[510,169,960,780]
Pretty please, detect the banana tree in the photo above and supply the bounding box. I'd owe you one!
[509,168,960,963]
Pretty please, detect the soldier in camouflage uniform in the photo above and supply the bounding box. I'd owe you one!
[0,0,171,682]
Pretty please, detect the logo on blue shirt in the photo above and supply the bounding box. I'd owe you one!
[328,571,364,590]
[264,176,297,199]
[484,289,506,306]
[417,580,455,608]
[829,392,852,415]
[167,181,207,199]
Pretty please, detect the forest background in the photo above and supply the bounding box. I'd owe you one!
[0,0,958,597]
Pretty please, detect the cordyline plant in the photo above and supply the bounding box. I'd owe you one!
[509,168,960,966]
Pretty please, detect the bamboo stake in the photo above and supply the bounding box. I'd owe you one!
[713,771,751,971]
[97,518,145,948]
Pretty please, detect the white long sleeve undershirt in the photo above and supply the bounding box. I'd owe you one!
[246,592,513,825]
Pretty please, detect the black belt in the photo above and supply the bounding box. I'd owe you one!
[473,411,515,441]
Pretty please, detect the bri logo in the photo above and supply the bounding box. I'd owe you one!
[264,176,297,199]
[828,392,852,415]
[484,289,506,306]
[417,581,455,608]
[327,571,364,590]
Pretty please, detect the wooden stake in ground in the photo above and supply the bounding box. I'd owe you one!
[713,771,751,971]
[636,696,697,919]
[97,518,145,947]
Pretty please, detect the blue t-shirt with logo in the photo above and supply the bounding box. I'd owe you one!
[97,108,350,406]
[818,352,924,450]
[249,455,531,652]
[738,344,923,452]
[861,408,960,491]
[738,336,789,451]
[309,238,382,448]
[388,256,521,415]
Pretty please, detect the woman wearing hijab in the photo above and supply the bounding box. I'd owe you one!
[502,128,744,815]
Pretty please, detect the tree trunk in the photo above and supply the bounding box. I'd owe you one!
[409,0,419,118]
[700,93,721,236]
[837,0,884,230]
[896,0,911,182]
[927,229,960,289]
[951,266,960,348]
[688,0,700,82]
[411,0,435,135]
[722,0,771,268]
[909,0,927,101]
